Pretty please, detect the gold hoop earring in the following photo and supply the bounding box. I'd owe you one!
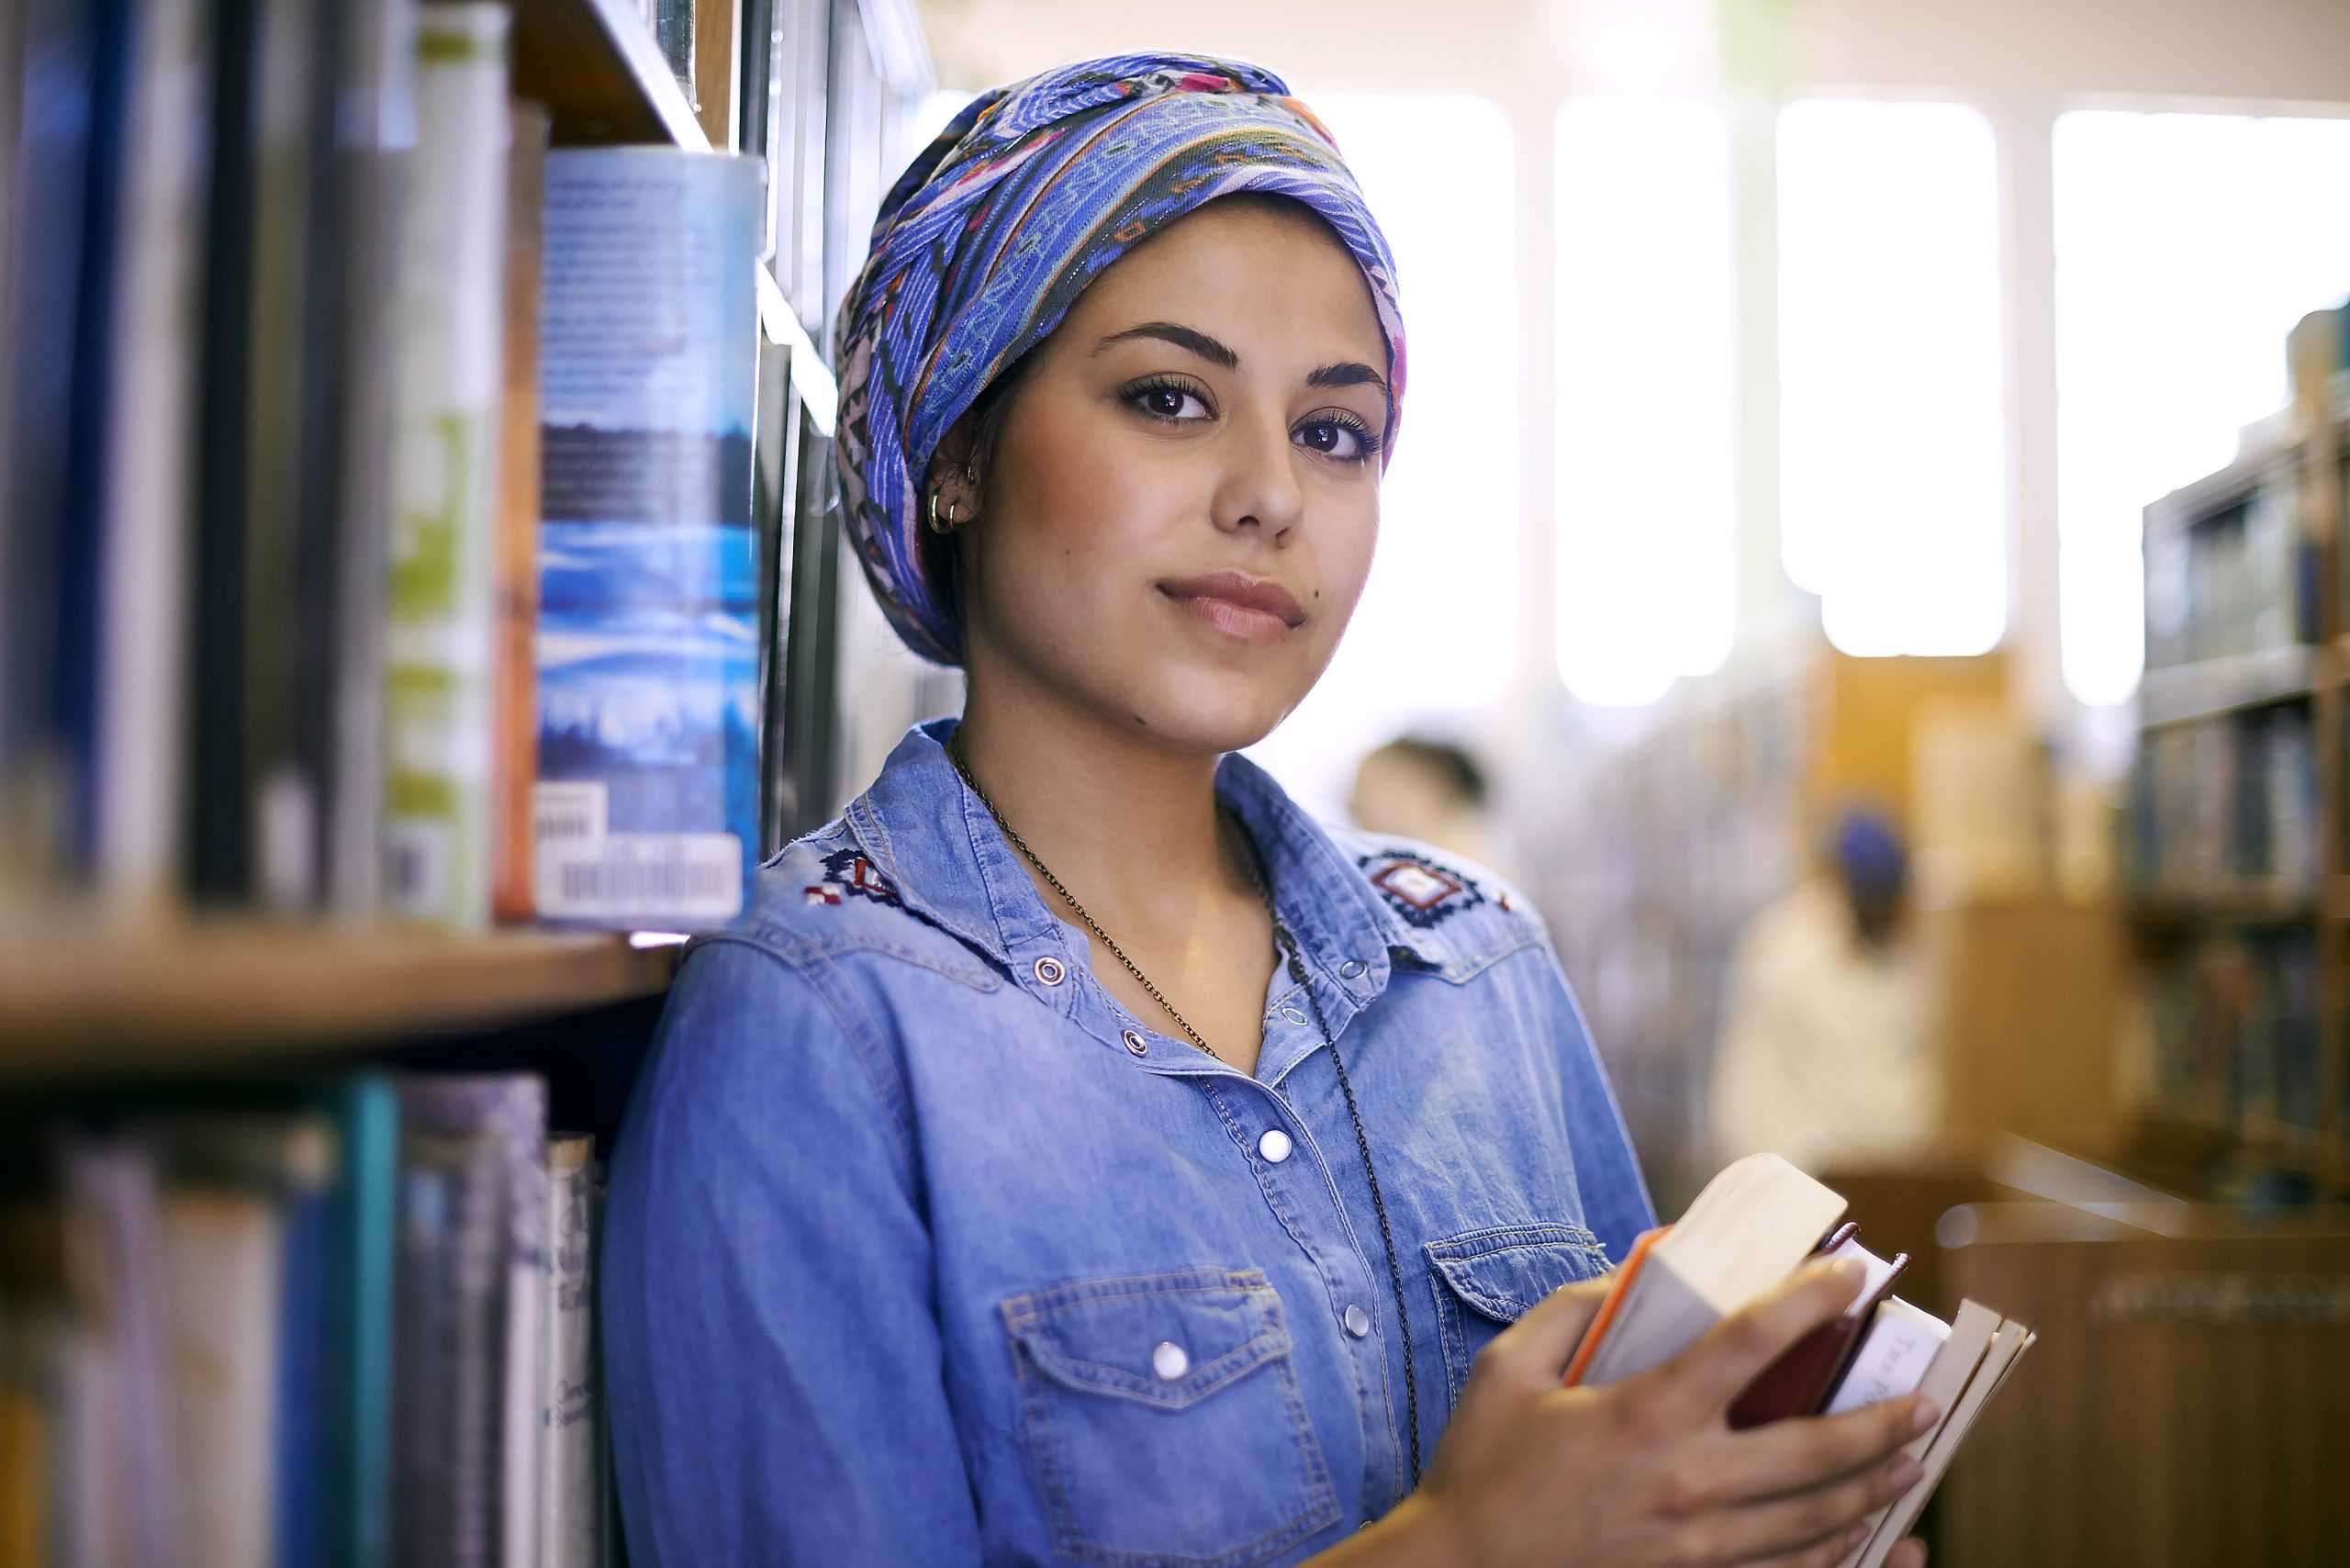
[927,488,956,535]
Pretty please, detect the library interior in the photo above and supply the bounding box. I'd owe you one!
[3,0,2348,1563]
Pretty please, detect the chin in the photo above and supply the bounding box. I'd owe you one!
[1113,666,1307,756]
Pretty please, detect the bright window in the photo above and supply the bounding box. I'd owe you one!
[2054,110,2350,706]
[1555,97,1737,706]
[1778,98,2006,659]
[1247,95,1521,818]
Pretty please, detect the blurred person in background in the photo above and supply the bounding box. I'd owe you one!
[1710,807,1941,1170]
[605,54,1932,1568]
[1347,734,1497,867]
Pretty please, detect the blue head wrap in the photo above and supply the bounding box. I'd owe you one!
[832,53,1407,666]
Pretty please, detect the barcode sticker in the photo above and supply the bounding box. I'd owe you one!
[537,832,744,922]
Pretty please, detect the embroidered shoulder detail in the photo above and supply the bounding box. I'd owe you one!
[1356,846,1487,930]
[805,846,904,909]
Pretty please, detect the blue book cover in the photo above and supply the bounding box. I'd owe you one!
[276,1147,332,1568]
[535,150,764,931]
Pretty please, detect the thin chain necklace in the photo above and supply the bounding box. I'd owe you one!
[946,729,1424,1490]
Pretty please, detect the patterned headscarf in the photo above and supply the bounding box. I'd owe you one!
[832,53,1407,666]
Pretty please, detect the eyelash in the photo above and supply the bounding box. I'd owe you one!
[1118,375,1383,465]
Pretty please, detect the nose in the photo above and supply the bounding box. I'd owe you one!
[1211,408,1304,543]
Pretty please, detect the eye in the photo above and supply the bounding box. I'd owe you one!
[1293,413,1380,465]
[1122,376,1213,422]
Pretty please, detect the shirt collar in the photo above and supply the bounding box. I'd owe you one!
[843,717,1443,989]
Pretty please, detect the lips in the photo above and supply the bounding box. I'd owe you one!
[1155,571,1308,630]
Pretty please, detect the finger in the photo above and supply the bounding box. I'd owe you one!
[1882,1540,1927,1568]
[1707,1450,1920,1565]
[1707,1394,1941,1505]
[1484,1275,1616,1384]
[1654,1257,1867,1419]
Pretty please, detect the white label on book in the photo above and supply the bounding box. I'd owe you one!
[1824,1297,1949,1415]
[534,780,610,850]
[538,832,744,922]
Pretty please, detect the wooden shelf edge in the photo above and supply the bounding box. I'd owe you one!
[2137,644,2318,728]
[0,918,679,1079]
[513,0,710,150]
[2124,880,2320,924]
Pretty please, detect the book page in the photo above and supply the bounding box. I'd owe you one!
[1854,1318,2034,1568]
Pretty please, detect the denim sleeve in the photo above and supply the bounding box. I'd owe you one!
[1541,951,1659,1263]
[601,936,982,1566]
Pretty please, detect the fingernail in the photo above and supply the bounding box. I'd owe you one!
[1832,1257,1868,1286]
[1888,1456,1925,1491]
[1910,1399,1941,1435]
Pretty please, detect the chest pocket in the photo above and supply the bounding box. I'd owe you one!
[1425,1223,1614,1414]
[1001,1266,1342,1567]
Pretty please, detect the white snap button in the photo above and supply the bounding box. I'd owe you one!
[1151,1340,1190,1381]
[1343,1304,1371,1338]
[1257,1129,1293,1164]
[1122,1029,1148,1056]
[1338,958,1367,979]
[1033,955,1065,987]
[1279,1004,1308,1025]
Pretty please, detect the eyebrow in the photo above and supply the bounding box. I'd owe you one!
[1093,321,1237,369]
[1093,321,1393,404]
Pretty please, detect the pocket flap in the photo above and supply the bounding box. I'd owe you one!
[1426,1223,1612,1326]
[1002,1267,1292,1411]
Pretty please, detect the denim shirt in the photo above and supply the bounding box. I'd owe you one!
[604,718,1654,1566]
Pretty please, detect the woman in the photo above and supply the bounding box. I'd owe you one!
[604,55,1932,1568]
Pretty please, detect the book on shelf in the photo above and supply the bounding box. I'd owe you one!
[498,101,554,924]
[535,148,765,932]
[0,1073,612,1568]
[383,3,510,930]
[1563,1154,2035,1568]
[541,1133,604,1568]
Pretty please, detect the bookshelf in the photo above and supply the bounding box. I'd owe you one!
[2123,306,2349,1194]
[0,0,934,1561]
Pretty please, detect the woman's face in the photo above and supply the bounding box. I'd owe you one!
[949,197,1391,756]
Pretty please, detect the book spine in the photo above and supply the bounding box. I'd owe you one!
[381,3,508,929]
[275,1166,333,1568]
[335,1077,400,1568]
[240,0,330,912]
[493,102,551,924]
[159,1186,286,1568]
[400,1074,550,1568]
[324,0,419,919]
[538,1137,598,1568]
[93,0,207,908]
[534,151,764,932]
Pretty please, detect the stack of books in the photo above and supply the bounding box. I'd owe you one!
[1565,1155,2036,1568]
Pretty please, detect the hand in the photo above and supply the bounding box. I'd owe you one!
[1397,1258,1936,1568]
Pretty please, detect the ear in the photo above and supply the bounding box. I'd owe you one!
[924,411,984,522]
